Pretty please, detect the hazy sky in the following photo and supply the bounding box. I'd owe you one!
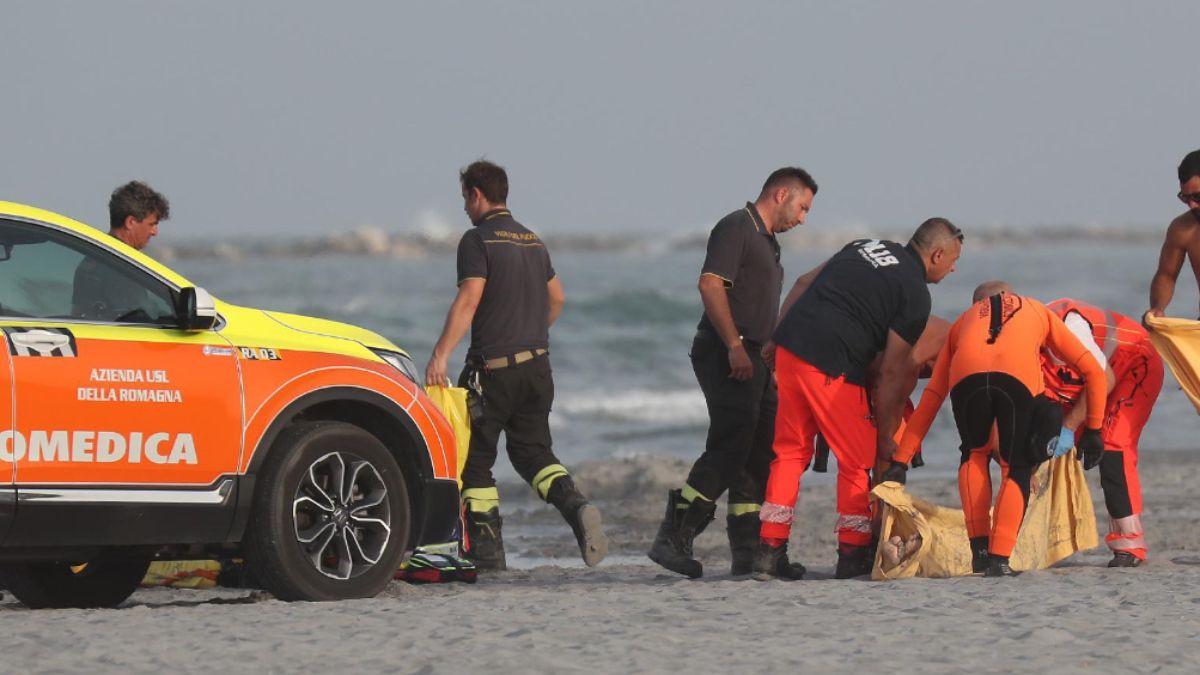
[4,1,1197,238]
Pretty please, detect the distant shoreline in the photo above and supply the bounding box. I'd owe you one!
[150,224,1166,262]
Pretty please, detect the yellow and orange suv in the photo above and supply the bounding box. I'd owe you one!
[0,202,460,607]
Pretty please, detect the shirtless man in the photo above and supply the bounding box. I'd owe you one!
[1148,149,1200,318]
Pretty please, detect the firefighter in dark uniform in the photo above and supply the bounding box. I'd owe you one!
[425,160,607,571]
[648,167,818,578]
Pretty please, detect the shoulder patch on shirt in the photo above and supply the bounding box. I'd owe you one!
[854,240,901,268]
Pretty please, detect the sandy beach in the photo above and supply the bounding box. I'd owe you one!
[4,450,1199,674]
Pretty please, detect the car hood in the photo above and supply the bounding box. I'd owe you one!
[262,310,404,354]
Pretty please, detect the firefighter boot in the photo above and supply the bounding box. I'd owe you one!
[835,543,872,579]
[647,489,716,578]
[464,507,507,571]
[546,476,608,567]
[727,513,760,576]
[970,537,990,574]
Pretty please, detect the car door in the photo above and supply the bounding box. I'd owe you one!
[0,217,243,546]
[0,328,13,540]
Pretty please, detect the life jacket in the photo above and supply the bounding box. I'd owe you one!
[1040,298,1147,403]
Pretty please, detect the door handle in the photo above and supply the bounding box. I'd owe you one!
[7,329,75,357]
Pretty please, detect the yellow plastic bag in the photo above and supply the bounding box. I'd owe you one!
[424,385,471,486]
[871,450,1099,579]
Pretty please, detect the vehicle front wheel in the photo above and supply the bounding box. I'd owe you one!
[0,558,151,609]
[245,421,412,601]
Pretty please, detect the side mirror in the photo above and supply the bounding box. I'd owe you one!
[176,286,218,331]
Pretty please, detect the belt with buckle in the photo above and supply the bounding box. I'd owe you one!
[484,348,548,370]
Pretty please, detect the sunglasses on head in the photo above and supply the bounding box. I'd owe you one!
[1179,191,1200,205]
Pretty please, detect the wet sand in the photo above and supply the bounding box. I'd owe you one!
[3,451,1199,674]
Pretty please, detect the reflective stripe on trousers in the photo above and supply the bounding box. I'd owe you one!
[1106,514,1147,558]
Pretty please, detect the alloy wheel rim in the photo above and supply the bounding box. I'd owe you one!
[292,451,392,580]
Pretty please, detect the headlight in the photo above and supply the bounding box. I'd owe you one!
[370,348,420,384]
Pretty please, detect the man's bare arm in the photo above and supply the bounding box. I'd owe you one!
[761,261,828,370]
[1149,218,1191,316]
[425,278,485,386]
[698,274,753,380]
[1062,365,1117,430]
[778,260,827,325]
[548,276,565,326]
[874,329,920,461]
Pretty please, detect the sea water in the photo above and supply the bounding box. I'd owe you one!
[172,239,1200,481]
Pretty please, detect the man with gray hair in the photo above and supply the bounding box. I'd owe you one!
[754,218,963,579]
[72,181,171,321]
[104,180,170,251]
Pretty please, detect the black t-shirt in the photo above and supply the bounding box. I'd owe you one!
[456,209,556,360]
[773,239,931,385]
[696,203,783,344]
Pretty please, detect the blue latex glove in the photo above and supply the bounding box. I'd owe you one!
[1053,426,1076,458]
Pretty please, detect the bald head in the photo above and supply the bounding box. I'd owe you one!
[973,280,1013,303]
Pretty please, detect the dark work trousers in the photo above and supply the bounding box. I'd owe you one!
[684,329,778,504]
[458,355,561,489]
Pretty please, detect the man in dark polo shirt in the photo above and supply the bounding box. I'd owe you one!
[648,167,817,579]
[425,160,607,571]
[753,219,963,580]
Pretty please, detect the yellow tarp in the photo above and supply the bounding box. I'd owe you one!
[1145,314,1200,414]
[141,560,221,588]
[424,385,471,487]
[871,450,1099,579]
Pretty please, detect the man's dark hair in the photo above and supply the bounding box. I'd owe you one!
[760,167,818,197]
[1178,150,1200,184]
[908,217,963,252]
[460,160,509,204]
[109,181,169,230]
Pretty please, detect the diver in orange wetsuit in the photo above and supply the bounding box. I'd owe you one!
[1041,298,1163,567]
[882,281,1108,577]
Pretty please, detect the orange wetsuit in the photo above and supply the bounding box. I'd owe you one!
[894,293,1106,558]
[1041,299,1163,560]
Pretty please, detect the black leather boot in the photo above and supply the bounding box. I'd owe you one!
[465,507,507,571]
[727,513,760,576]
[647,489,716,578]
[750,540,806,581]
[970,536,990,574]
[835,543,872,579]
[1108,551,1142,568]
[545,476,608,567]
[984,554,1020,577]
